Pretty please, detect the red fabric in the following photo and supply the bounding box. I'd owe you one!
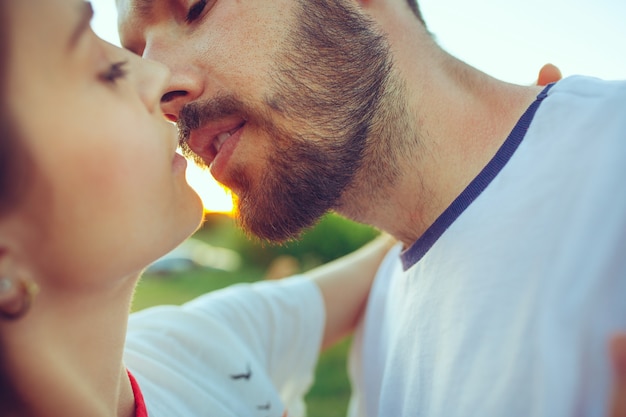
[127,370,148,417]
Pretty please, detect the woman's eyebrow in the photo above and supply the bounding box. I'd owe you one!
[68,1,94,50]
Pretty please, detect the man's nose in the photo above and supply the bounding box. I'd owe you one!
[142,42,205,122]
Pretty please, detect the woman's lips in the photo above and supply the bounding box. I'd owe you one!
[172,152,188,173]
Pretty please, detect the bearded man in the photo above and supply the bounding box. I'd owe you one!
[118,0,626,416]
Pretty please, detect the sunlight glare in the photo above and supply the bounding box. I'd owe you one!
[184,160,235,215]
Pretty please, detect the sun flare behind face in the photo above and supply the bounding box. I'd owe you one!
[184,157,235,215]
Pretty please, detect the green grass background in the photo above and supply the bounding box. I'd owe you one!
[132,213,378,417]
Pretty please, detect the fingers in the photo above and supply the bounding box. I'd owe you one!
[610,334,626,417]
[536,63,563,86]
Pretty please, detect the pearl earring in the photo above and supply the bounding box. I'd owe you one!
[0,278,39,320]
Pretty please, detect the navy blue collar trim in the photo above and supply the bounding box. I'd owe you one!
[400,83,555,270]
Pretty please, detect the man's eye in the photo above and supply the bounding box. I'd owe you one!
[100,61,128,84]
[186,0,208,22]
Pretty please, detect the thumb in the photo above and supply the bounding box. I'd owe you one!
[536,63,562,86]
[610,333,626,417]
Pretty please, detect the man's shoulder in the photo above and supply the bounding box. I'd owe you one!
[533,75,626,136]
[548,75,626,102]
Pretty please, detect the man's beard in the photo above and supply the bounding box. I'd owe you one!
[179,0,406,242]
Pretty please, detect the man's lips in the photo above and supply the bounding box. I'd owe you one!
[186,118,246,166]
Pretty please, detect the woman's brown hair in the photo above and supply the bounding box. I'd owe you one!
[0,2,32,414]
[0,0,30,216]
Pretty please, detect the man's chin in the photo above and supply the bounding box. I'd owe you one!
[236,212,303,244]
[236,196,325,243]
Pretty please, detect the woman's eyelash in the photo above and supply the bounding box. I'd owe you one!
[186,0,208,23]
[100,61,128,84]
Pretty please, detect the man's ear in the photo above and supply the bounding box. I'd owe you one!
[536,63,562,86]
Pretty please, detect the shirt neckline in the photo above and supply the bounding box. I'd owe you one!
[400,83,555,270]
[127,370,148,417]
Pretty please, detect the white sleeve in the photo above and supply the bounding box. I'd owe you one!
[182,276,325,395]
[125,276,325,417]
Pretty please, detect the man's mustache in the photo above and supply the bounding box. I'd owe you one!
[177,95,249,144]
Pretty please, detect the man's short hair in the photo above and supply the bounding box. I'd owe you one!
[406,0,425,24]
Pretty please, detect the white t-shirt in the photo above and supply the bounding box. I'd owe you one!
[348,76,626,417]
[124,276,325,417]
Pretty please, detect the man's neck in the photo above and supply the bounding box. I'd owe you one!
[337,39,543,247]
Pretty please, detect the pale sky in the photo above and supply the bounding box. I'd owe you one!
[90,0,626,212]
[92,0,626,83]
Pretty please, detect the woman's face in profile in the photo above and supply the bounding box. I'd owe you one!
[4,0,203,284]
